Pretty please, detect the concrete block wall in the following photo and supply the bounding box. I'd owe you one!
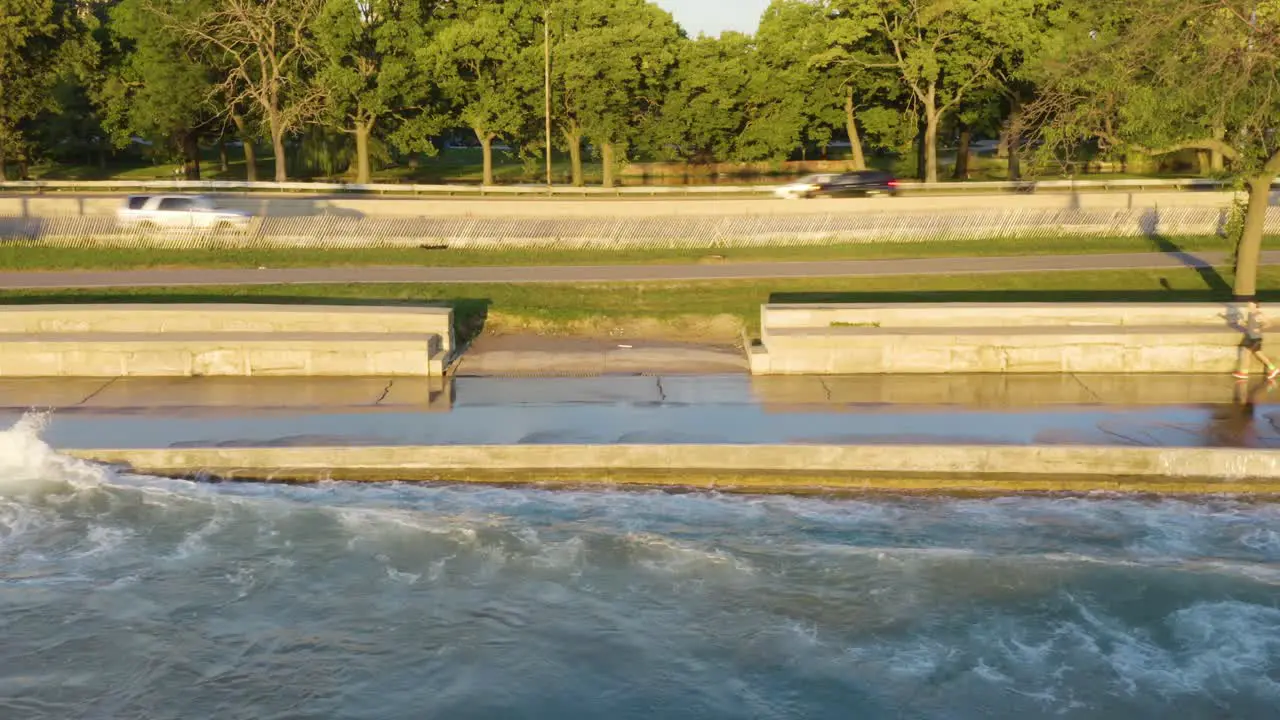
[0,191,1254,220]
[752,303,1251,375]
[0,304,454,377]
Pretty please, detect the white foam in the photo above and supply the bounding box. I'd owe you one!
[625,532,756,578]
[0,412,110,493]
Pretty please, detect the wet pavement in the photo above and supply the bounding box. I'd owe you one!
[1,374,1278,450]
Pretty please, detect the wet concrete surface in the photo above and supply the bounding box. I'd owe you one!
[1,374,1277,450]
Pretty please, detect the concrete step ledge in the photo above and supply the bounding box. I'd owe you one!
[70,443,1280,494]
[0,303,456,354]
[0,332,446,377]
[763,302,1244,332]
[765,324,1241,339]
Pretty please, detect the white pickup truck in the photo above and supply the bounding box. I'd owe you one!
[116,194,253,231]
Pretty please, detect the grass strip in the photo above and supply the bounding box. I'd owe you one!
[0,265,1268,343]
[0,235,1235,272]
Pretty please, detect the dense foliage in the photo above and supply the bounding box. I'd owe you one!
[0,0,1273,188]
[3,0,1277,293]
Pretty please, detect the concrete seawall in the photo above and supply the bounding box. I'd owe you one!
[0,304,454,377]
[71,444,1280,494]
[751,302,1255,376]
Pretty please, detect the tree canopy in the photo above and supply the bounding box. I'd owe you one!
[0,0,1274,201]
[1030,0,1280,298]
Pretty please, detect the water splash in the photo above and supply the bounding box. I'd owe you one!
[0,412,110,494]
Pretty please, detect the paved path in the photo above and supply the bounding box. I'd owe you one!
[0,250,1272,290]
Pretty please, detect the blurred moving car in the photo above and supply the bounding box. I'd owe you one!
[813,170,900,197]
[773,174,836,199]
[117,194,253,231]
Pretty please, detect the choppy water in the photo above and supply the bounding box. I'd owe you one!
[2,415,1279,719]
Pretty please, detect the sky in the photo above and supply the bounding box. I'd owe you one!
[651,0,773,37]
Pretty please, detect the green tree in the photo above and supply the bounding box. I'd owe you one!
[0,0,97,179]
[827,0,1039,183]
[99,0,219,179]
[986,0,1091,180]
[647,33,753,164]
[425,0,541,185]
[1031,0,1280,299]
[740,0,843,163]
[550,0,682,187]
[162,0,327,182]
[313,0,443,184]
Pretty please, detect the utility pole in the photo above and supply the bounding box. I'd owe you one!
[544,6,553,187]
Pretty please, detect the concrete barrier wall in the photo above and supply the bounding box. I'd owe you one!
[762,302,1244,334]
[0,304,455,377]
[67,443,1280,493]
[0,191,1259,219]
[0,303,456,354]
[0,333,443,377]
[4,206,1275,250]
[752,326,1244,375]
[751,302,1257,376]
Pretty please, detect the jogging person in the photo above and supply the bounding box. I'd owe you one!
[1233,301,1280,380]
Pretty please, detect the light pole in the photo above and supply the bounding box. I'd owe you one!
[544,6,553,187]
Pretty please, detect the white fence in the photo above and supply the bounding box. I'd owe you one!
[0,177,1264,197]
[2,207,1276,250]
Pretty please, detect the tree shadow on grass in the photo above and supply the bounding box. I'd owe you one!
[0,294,493,346]
[1139,210,1232,293]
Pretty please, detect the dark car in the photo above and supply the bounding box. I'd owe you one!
[813,170,899,197]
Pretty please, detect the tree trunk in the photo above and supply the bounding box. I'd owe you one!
[922,89,940,184]
[182,133,201,180]
[243,140,258,182]
[232,113,258,182]
[844,88,866,171]
[1233,175,1273,300]
[563,128,583,187]
[354,123,372,184]
[476,130,494,186]
[271,127,287,183]
[953,123,971,180]
[218,141,229,173]
[601,141,616,188]
[915,115,928,181]
[1006,96,1024,180]
[1211,125,1226,173]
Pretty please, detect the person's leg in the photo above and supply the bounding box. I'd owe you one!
[1234,342,1252,379]
[1257,349,1280,379]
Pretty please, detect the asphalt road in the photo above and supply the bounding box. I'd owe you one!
[0,250,1269,290]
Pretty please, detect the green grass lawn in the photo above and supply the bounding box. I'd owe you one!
[0,235,1236,272]
[0,264,1270,343]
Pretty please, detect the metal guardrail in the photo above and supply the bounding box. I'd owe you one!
[0,177,1259,197]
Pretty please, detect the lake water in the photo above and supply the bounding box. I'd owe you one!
[2,414,1278,719]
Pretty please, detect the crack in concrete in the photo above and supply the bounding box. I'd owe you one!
[78,377,119,406]
[374,379,395,406]
[818,378,834,402]
[1068,373,1105,403]
[655,376,667,403]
